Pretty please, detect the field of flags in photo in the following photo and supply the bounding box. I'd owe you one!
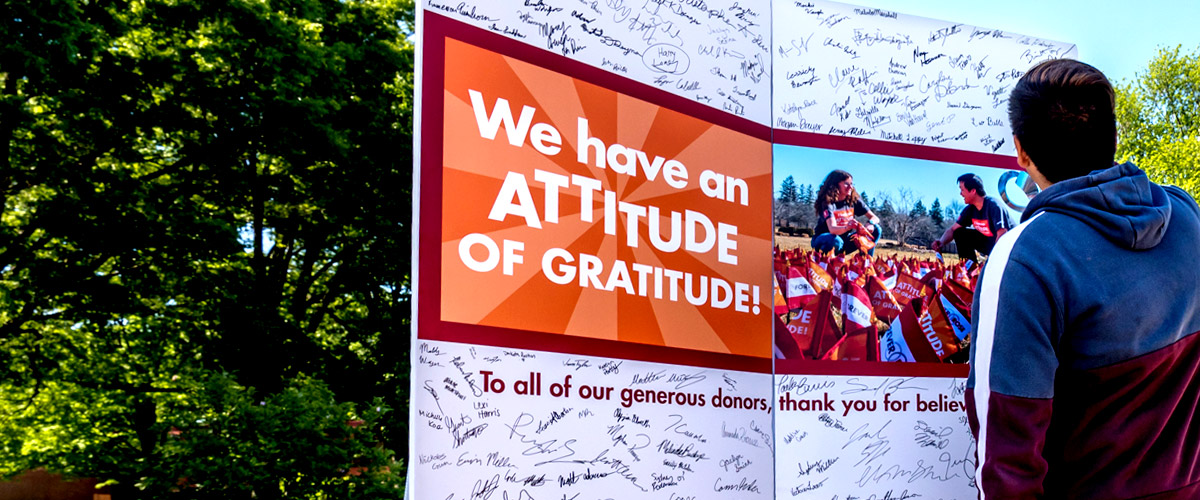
[773,246,980,363]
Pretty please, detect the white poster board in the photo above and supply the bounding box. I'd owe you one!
[413,340,775,498]
[424,0,773,124]
[772,0,1077,156]
[775,375,976,499]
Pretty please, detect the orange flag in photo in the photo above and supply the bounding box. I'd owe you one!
[891,271,925,306]
[867,275,904,323]
[922,299,965,360]
[807,258,833,293]
[932,290,972,344]
[773,273,790,316]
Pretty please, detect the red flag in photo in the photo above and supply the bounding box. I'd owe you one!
[782,292,824,357]
[880,268,898,290]
[791,290,843,359]
[786,265,817,310]
[774,313,806,359]
[812,293,846,360]
[782,287,840,359]
[822,323,879,362]
[867,275,904,322]
[826,255,845,281]
[841,280,875,333]
[874,258,892,277]
[773,272,790,316]
[879,299,938,362]
[940,276,974,316]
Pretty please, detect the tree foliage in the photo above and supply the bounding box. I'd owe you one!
[779,175,799,204]
[1,0,415,497]
[909,199,927,218]
[1116,45,1200,197]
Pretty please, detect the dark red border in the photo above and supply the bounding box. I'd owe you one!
[417,12,771,374]
[776,359,969,378]
[773,129,1022,170]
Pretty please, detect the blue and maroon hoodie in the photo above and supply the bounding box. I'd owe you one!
[966,162,1200,499]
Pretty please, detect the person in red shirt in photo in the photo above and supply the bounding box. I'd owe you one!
[931,173,1013,265]
[811,169,882,256]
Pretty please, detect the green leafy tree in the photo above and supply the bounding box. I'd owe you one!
[1116,45,1200,197]
[1,0,415,497]
[779,175,799,203]
[930,198,944,225]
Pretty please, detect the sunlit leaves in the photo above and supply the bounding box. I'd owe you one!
[1116,45,1200,198]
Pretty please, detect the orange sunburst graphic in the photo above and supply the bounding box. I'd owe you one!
[439,38,772,358]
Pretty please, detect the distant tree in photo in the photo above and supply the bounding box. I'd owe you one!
[930,198,944,226]
[798,183,814,206]
[946,199,966,222]
[780,175,800,203]
[910,199,928,218]
[880,188,935,246]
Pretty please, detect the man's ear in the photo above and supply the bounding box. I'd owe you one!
[1013,135,1054,190]
[1013,135,1033,170]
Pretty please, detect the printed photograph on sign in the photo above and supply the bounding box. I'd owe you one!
[772,145,1031,363]
[439,37,773,358]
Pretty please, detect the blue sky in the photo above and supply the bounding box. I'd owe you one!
[842,0,1200,84]
[773,0,1199,219]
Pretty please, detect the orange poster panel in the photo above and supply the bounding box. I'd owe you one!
[440,38,772,358]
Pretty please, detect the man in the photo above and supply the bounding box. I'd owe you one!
[931,174,1013,265]
[967,59,1200,499]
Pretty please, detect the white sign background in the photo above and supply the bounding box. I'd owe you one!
[773,0,1077,156]
[424,0,773,124]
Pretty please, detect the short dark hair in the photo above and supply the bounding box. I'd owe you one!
[958,173,985,196]
[1008,59,1116,183]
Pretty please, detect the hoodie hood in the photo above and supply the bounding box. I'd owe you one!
[1022,162,1171,250]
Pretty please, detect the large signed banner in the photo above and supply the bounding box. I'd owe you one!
[413,1,1075,499]
[414,7,775,499]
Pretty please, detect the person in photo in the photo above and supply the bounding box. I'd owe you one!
[930,173,1014,265]
[811,169,882,256]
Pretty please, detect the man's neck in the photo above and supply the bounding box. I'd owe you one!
[971,197,985,210]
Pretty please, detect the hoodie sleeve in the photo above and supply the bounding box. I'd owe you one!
[967,242,1060,499]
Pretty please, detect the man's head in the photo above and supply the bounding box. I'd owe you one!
[958,173,985,205]
[1008,59,1116,184]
